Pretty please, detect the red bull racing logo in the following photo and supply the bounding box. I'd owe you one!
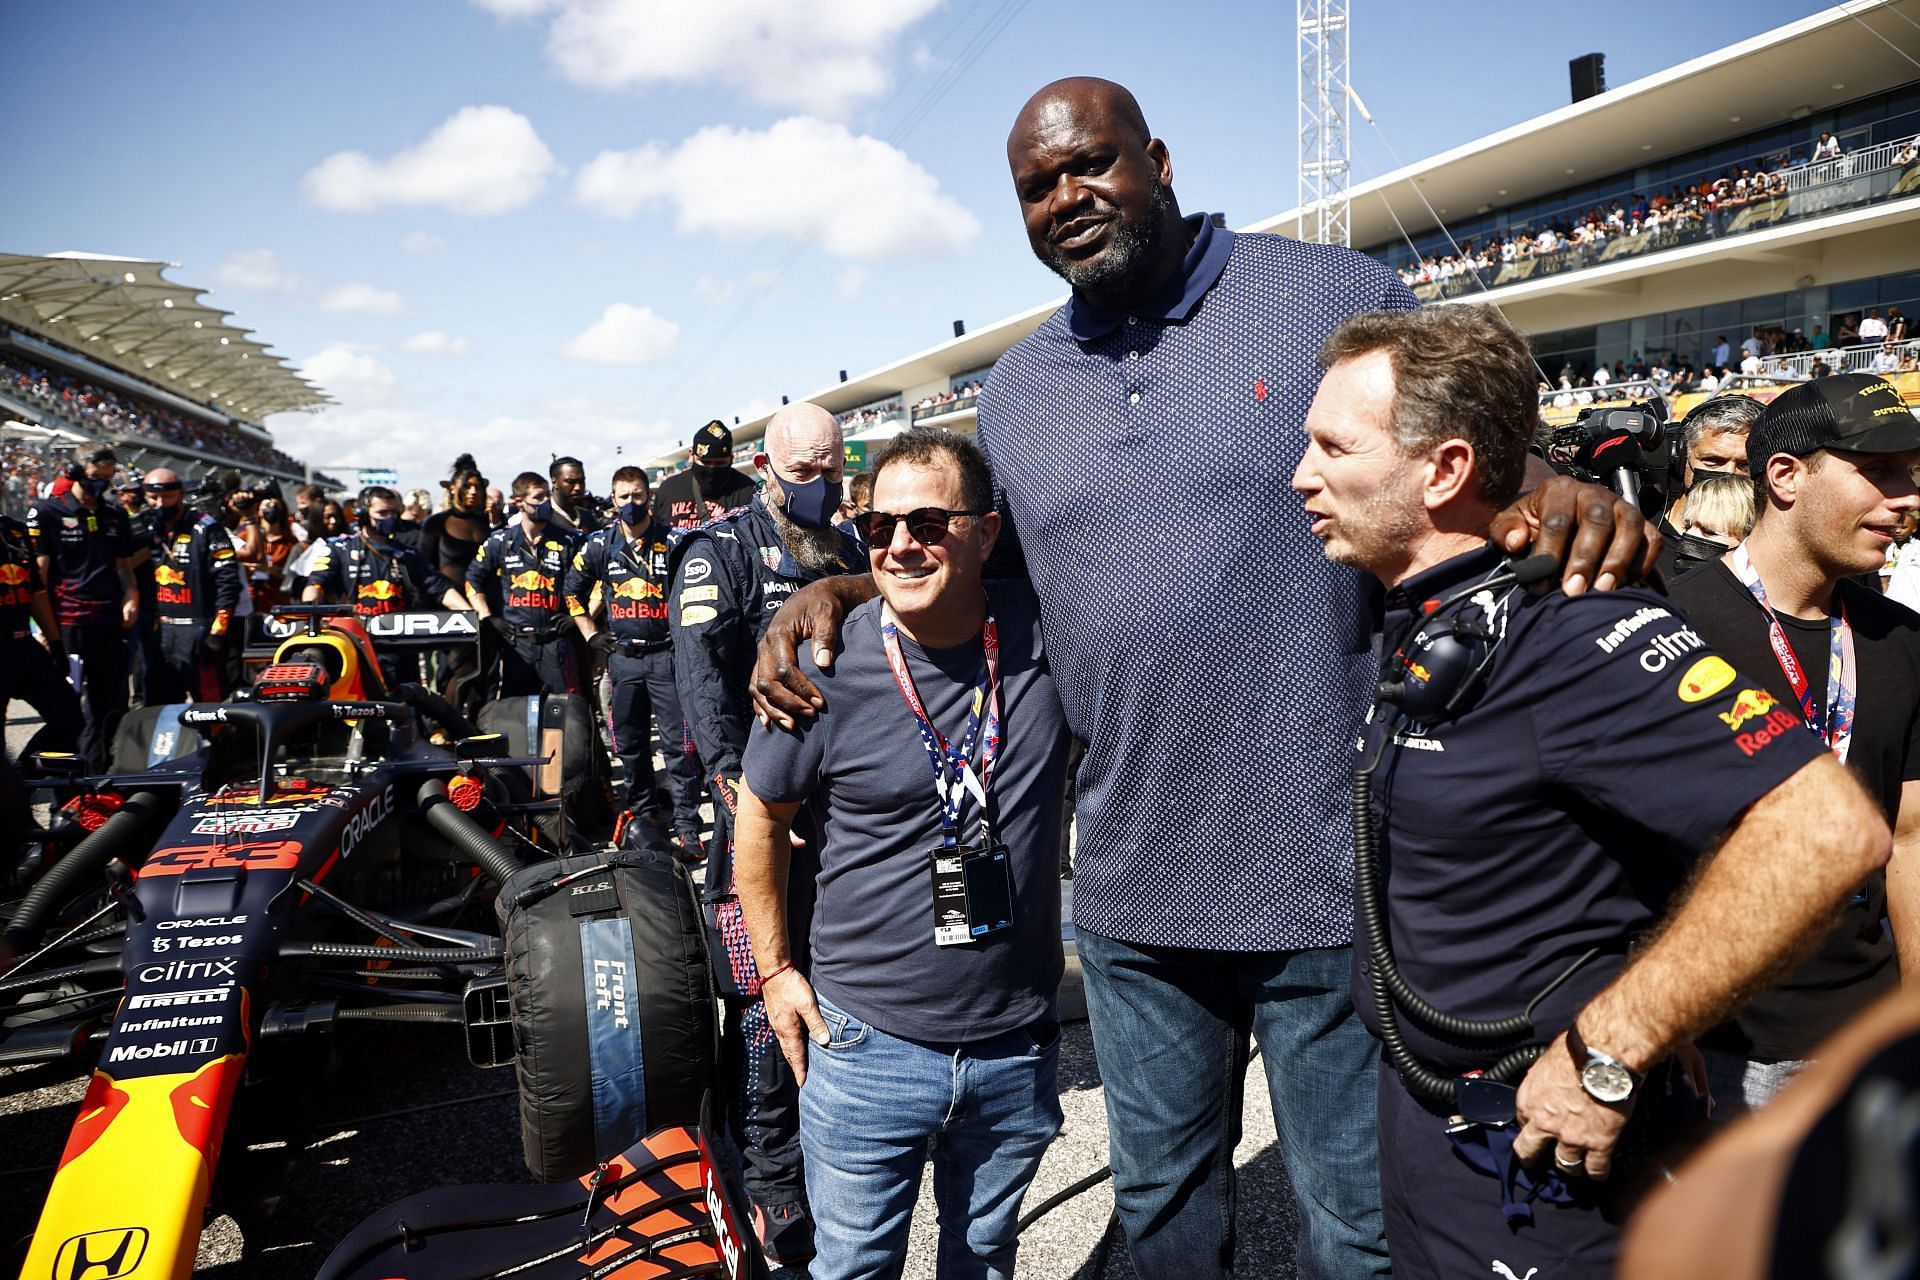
[1717,688,1779,731]
[355,578,403,615]
[0,561,29,586]
[1720,688,1801,757]
[608,575,666,621]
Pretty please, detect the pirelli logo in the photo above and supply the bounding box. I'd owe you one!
[53,1228,148,1280]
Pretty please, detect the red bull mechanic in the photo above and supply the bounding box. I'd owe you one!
[563,466,701,854]
[140,468,241,704]
[466,473,583,699]
[0,508,83,849]
[667,402,865,1266]
[27,447,139,768]
[302,486,468,688]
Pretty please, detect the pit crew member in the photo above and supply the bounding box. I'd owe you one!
[142,467,241,703]
[467,473,582,699]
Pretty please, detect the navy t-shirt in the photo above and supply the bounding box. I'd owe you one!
[1360,546,1827,1074]
[742,580,1069,1043]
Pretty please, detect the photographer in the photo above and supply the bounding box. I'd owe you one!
[1292,305,1888,1277]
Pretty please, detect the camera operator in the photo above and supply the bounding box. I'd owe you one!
[1668,373,1920,1117]
[1656,396,1763,580]
[1291,304,1888,1277]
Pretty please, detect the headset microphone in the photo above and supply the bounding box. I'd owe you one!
[1375,554,1557,726]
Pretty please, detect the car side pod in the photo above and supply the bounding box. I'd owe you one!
[314,1097,765,1280]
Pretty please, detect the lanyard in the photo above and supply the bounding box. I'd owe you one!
[879,603,1001,847]
[1727,543,1856,763]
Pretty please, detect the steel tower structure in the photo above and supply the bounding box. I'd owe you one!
[1297,0,1352,245]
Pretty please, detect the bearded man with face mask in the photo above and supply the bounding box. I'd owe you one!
[667,401,863,1268]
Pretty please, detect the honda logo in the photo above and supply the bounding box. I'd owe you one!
[53,1228,148,1280]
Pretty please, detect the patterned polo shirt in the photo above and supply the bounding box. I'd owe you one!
[977,212,1418,951]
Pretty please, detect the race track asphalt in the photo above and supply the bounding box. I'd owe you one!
[4,705,1302,1279]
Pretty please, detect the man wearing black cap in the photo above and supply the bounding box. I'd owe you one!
[1669,373,1920,1115]
[27,447,139,768]
[654,420,758,530]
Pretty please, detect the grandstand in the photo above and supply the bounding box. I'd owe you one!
[0,251,335,513]
[651,0,1920,474]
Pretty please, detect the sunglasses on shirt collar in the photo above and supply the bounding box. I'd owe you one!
[863,506,989,546]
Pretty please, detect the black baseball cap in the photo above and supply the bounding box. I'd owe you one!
[690,419,733,460]
[1747,373,1920,470]
[86,446,118,464]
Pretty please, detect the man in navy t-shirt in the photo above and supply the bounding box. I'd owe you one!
[1294,303,1888,1277]
[735,428,1069,1280]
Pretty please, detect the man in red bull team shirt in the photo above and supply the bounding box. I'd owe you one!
[1668,374,1920,1117]
[564,466,700,852]
[1,506,83,849]
[467,472,583,699]
[1289,305,1888,1277]
[303,486,467,688]
[141,467,241,704]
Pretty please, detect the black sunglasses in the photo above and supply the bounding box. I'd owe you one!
[143,481,184,493]
[863,506,989,546]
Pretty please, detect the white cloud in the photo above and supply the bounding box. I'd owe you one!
[401,230,446,254]
[577,118,979,262]
[837,266,869,300]
[214,248,297,293]
[303,106,557,216]
[301,346,401,405]
[482,0,940,117]
[692,268,780,307]
[559,303,680,366]
[319,283,408,316]
[399,330,471,357]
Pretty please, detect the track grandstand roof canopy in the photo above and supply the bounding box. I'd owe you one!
[0,251,328,420]
[659,0,1920,470]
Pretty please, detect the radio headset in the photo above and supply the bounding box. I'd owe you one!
[1355,553,1601,1118]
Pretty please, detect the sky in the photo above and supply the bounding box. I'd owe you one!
[2,0,1840,493]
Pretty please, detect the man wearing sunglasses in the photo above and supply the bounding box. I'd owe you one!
[666,400,864,1268]
[734,428,1069,1280]
[140,468,241,704]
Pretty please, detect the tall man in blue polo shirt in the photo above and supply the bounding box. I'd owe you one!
[752,78,1656,1278]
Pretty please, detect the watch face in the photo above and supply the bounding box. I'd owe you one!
[1582,1060,1635,1104]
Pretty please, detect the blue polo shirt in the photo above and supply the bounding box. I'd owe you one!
[976,213,1417,951]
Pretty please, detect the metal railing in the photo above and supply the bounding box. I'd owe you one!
[911,392,980,423]
[1403,146,1920,304]
[1757,337,1920,379]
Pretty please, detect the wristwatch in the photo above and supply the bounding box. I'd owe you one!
[1568,1027,1641,1105]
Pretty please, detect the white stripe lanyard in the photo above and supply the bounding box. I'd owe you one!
[1727,543,1857,763]
[878,604,1002,848]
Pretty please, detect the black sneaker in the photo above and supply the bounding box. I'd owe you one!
[751,1198,815,1266]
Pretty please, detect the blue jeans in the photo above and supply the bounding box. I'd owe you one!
[1076,932,1390,1279]
[799,994,1064,1280]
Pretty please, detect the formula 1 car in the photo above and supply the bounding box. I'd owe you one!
[0,605,652,1279]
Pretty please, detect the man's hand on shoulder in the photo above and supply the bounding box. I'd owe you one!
[751,574,879,730]
[1491,472,1662,596]
[761,968,829,1087]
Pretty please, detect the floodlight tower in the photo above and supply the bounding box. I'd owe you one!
[1298,0,1352,246]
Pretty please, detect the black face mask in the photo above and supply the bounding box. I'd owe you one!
[83,477,111,498]
[617,500,648,527]
[692,463,728,492]
[1669,532,1732,578]
[370,515,401,539]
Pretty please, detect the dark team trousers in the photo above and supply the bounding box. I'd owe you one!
[500,632,581,699]
[149,620,225,704]
[61,621,130,770]
[705,796,805,1211]
[0,634,84,763]
[606,648,701,843]
[1377,1061,1695,1280]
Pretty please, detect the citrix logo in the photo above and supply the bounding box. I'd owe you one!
[135,957,236,984]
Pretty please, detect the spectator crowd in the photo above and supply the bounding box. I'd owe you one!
[1,354,316,475]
